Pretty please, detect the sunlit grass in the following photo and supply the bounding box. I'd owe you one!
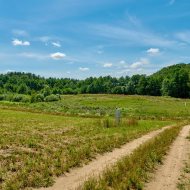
[0,94,190,119]
[81,125,182,190]
[0,109,172,189]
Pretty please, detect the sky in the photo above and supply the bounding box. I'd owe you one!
[0,0,190,79]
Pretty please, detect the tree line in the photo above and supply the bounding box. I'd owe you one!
[0,63,189,101]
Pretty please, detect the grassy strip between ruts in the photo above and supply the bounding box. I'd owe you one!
[177,134,190,190]
[80,125,182,190]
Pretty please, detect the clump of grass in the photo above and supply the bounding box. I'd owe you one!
[126,118,139,126]
[102,117,139,128]
[102,118,116,128]
[81,125,182,190]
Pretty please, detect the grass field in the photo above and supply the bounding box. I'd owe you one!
[81,125,182,190]
[0,94,188,189]
[0,107,172,189]
[0,94,190,119]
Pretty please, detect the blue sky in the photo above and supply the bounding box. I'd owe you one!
[0,0,190,78]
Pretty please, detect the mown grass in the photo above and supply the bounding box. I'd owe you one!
[0,94,190,119]
[0,108,173,189]
[178,133,190,190]
[81,125,182,190]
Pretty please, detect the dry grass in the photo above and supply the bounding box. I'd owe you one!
[0,109,172,189]
[81,125,182,190]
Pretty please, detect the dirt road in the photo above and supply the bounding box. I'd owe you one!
[37,125,172,190]
[145,125,190,190]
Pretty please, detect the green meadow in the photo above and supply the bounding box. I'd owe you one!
[0,94,190,119]
[0,94,188,189]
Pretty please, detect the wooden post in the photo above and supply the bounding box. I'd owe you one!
[115,108,121,126]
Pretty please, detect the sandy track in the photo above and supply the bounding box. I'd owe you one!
[37,125,172,190]
[145,125,190,190]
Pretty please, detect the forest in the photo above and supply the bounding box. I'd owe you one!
[0,63,190,102]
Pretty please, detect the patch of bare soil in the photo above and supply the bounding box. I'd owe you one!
[37,125,172,190]
[145,125,190,190]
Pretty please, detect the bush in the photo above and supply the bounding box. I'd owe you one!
[12,95,24,102]
[0,94,31,103]
[20,96,31,103]
[0,94,6,101]
[44,94,61,102]
[31,94,44,103]
[11,94,31,103]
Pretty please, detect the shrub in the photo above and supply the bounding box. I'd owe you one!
[31,93,44,103]
[12,95,24,102]
[11,94,31,103]
[44,94,61,102]
[0,94,6,101]
[20,96,31,103]
[6,94,14,101]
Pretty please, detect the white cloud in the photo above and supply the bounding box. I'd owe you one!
[130,58,149,69]
[52,42,61,47]
[12,29,28,37]
[79,67,89,71]
[50,52,66,60]
[12,39,30,46]
[147,48,160,55]
[103,63,113,68]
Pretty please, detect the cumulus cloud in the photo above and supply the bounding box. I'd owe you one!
[147,48,160,55]
[130,58,149,69]
[52,42,61,47]
[103,63,113,68]
[79,67,89,71]
[50,52,66,60]
[12,39,30,46]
